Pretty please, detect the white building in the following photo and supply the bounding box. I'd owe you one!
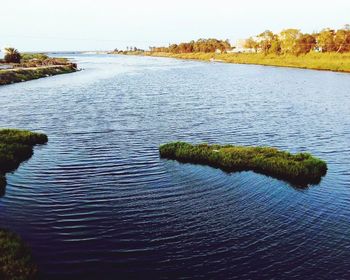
[229,39,255,53]
[229,36,265,53]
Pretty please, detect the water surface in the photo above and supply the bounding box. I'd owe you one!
[0,54,349,279]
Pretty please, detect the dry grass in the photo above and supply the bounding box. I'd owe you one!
[136,52,350,73]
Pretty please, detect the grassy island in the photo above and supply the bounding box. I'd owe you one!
[0,229,37,280]
[0,129,48,190]
[159,142,327,185]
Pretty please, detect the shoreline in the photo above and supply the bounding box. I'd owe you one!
[0,129,48,191]
[0,64,78,86]
[120,52,350,73]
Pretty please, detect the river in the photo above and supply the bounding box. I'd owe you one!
[0,54,349,279]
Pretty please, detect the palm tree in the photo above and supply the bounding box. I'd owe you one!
[4,48,21,63]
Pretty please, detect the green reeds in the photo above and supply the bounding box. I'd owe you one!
[159,142,327,186]
[0,129,48,189]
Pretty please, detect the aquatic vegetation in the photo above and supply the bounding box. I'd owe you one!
[0,229,37,280]
[159,142,327,186]
[0,129,48,190]
[0,129,48,145]
[0,65,77,86]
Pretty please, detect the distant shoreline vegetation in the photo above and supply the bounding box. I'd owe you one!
[0,50,78,85]
[159,142,327,186]
[0,129,48,193]
[139,52,350,73]
[112,25,350,72]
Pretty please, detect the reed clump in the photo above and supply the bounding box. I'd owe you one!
[0,229,37,280]
[159,142,327,185]
[0,129,48,189]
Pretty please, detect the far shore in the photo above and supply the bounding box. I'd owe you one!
[118,51,350,73]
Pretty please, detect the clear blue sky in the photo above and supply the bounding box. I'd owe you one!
[1,0,349,52]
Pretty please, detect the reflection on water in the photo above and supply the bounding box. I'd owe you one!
[0,54,350,279]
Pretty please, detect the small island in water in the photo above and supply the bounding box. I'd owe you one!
[160,142,327,186]
[0,129,48,191]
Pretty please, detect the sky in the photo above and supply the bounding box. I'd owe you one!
[1,0,350,52]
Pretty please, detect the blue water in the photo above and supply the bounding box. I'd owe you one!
[0,54,350,279]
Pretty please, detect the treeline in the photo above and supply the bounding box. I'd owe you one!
[245,25,350,55]
[149,38,232,54]
[113,46,145,54]
[141,25,350,56]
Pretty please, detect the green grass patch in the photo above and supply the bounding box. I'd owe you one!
[159,142,327,186]
[20,53,49,61]
[0,129,48,190]
[0,229,37,280]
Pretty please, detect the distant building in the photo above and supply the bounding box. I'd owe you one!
[229,39,252,53]
[228,37,264,53]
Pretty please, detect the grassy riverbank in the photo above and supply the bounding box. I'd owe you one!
[133,52,350,73]
[0,229,37,279]
[159,142,327,186]
[0,129,48,190]
[0,65,77,86]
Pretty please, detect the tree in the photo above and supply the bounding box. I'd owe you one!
[317,29,336,52]
[222,39,232,53]
[258,30,275,55]
[334,29,350,53]
[279,29,301,54]
[244,37,259,53]
[293,34,316,55]
[269,37,281,54]
[4,48,21,63]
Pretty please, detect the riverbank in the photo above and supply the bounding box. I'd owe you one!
[0,64,77,85]
[125,52,350,73]
[160,142,327,186]
[0,229,37,279]
[0,129,48,191]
